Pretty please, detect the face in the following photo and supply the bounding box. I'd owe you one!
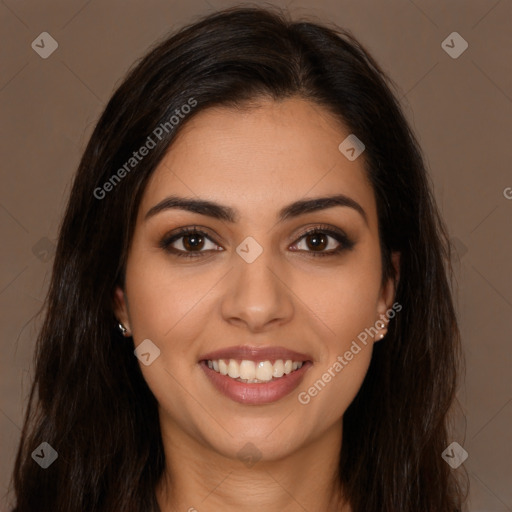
[114,97,399,463]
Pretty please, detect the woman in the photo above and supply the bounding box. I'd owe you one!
[9,5,467,511]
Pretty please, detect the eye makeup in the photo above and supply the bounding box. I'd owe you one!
[158,223,356,259]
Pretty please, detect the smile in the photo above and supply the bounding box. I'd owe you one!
[199,345,313,405]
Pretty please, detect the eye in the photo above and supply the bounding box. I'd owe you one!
[160,227,222,258]
[160,224,354,259]
[290,225,354,257]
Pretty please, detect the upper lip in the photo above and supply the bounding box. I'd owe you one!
[199,345,312,362]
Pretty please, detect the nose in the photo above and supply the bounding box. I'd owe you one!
[220,249,295,333]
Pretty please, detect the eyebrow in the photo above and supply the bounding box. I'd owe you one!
[144,193,368,226]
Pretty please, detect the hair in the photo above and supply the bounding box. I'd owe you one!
[9,5,467,511]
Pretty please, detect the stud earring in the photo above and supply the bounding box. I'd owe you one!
[379,332,386,340]
[118,322,130,336]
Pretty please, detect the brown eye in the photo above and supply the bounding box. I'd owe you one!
[294,231,337,253]
[291,226,355,257]
[160,227,222,257]
[182,232,206,251]
[304,232,328,251]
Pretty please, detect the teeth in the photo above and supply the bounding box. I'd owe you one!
[207,358,305,382]
[239,360,256,380]
[227,359,240,379]
[255,361,273,381]
[273,359,285,378]
[219,359,228,375]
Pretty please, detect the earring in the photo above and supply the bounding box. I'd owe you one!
[379,332,386,340]
[118,322,129,336]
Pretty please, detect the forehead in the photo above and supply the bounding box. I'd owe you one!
[139,97,377,228]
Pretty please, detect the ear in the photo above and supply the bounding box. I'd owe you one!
[376,251,400,327]
[113,286,131,333]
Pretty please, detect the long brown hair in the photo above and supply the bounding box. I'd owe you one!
[9,5,467,511]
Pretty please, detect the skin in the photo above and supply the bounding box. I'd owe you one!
[114,97,400,511]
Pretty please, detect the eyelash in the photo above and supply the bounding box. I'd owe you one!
[159,224,355,259]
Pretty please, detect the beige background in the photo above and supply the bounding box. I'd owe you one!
[1,0,511,510]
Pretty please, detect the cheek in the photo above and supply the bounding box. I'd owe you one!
[124,252,213,424]
[293,244,381,416]
[294,253,383,349]
[298,347,373,430]
[296,289,377,426]
[124,249,217,342]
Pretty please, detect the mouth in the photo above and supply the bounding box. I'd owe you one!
[199,345,313,405]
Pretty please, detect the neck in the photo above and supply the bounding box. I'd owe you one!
[155,419,351,512]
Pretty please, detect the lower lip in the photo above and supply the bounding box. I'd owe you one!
[200,361,312,405]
